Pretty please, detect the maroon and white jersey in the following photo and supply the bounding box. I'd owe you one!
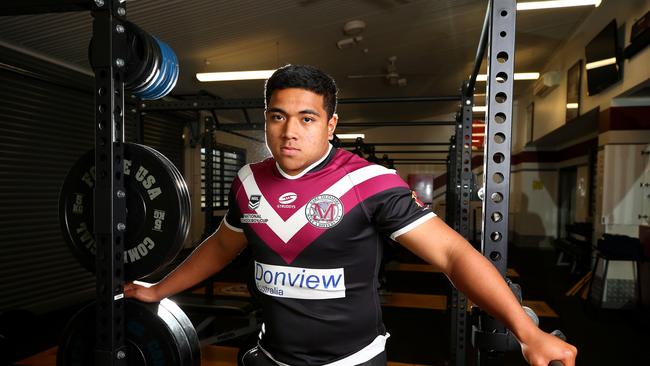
[223,145,435,365]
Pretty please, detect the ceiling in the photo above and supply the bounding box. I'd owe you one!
[0,0,596,136]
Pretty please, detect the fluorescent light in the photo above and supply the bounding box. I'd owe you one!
[585,57,617,70]
[513,72,540,80]
[566,103,579,109]
[472,123,486,127]
[517,0,601,11]
[473,106,487,112]
[476,72,540,82]
[196,69,276,82]
[336,134,365,139]
[473,133,486,137]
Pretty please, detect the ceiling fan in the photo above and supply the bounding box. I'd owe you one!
[347,56,408,87]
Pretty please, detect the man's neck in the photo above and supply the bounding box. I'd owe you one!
[276,143,333,180]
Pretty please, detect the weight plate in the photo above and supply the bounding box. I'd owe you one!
[148,38,179,100]
[161,299,201,366]
[138,37,170,100]
[139,37,176,100]
[131,31,163,95]
[56,299,200,366]
[131,27,161,93]
[139,144,191,268]
[123,21,154,90]
[59,143,189,281]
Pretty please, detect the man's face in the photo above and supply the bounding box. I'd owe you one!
[265,88,337,176]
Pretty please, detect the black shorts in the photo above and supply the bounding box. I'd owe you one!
[240,346,387,366]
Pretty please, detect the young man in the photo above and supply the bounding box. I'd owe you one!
[125,65,577,366]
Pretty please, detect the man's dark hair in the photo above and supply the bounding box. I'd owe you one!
[265,64,338,119]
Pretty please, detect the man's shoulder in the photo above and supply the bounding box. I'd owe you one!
[236,156,275,179]
[329,149,407,192]
[330,148,376,171]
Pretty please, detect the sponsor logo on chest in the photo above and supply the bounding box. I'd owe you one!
[254,261,346,299]
[277,192,297,209]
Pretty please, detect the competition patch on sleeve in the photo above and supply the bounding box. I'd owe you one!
[255,261,346,299]
[411,190,425,208]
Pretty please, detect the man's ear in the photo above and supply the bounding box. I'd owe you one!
[328,113,338,139]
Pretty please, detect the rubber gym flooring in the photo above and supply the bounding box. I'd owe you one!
[11,243,650,366]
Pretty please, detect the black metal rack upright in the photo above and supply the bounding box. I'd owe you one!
[447,0,517,365]
[449,83,475,366]
[203,115,217,239]
[90,0,128,364]
[474,0,517,365]
[0,1,130,364]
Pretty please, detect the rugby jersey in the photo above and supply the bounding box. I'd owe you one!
[223,145,435,365]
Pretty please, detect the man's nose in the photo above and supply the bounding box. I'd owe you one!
[282,117,300,139]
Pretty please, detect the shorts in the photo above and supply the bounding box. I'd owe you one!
[240,346,387,366]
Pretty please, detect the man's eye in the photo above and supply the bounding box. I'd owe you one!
[271,114,284,121]
[303,117,314,123]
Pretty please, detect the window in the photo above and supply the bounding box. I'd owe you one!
[200,144,246,209]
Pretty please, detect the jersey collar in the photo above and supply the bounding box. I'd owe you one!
[275,143,334,180]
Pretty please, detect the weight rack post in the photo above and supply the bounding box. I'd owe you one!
[449,86,474,366]
[91,0,128,364]
[475,0,517,365]
[203,115,216,238]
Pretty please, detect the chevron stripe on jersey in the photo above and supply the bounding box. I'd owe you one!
[234,161,407,263]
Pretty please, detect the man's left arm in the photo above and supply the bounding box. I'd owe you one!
[396,216,577,366]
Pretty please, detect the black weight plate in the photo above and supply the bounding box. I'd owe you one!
[131,30,163,95]
[127,22,160,93]
[136,145,192,249]
[157,300,194,366]
[160,299,201,366]
[59,143,188,281]
[139,145,191,255]
[123,21,152,89]
[56,299,199,366]
[137,145,191,274]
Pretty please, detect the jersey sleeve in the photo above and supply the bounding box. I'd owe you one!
[368,187,436,241]
[221,178,244,233]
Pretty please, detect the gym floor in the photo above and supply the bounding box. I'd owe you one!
[12,242,650,366]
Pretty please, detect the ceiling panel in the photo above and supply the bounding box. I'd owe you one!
[0,0,595,123]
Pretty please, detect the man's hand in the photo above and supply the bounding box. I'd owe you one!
[520,328,577,366]
[124,281,162,303]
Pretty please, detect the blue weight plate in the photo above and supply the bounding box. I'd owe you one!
[151,39,179,99]
[138,37,172,100]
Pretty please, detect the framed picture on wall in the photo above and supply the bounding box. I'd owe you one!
[566,60,582,122]
[526,102,534,144]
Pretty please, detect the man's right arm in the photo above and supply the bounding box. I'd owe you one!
[124,221,248,302]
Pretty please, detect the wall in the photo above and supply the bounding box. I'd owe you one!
[514,0,650,148]
[510,166,559,244]
[509,0,650,241]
